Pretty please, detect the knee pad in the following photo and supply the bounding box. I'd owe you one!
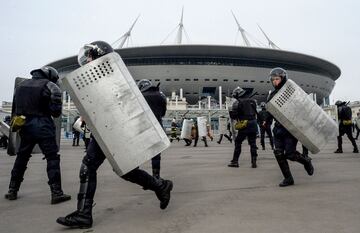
[274,149,285,160]
[79,163,90,183]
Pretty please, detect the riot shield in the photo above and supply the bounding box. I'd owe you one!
[0,121,10,138]
[266,79,338,154]
[218,117,228,135]
[61,52,170,176]
[197,117,207,137]
[73,117,83,133]
[180,119,193,139]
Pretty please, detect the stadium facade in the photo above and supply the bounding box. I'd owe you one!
[48,44,340,105]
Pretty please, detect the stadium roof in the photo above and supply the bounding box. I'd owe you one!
[48,44,341,80]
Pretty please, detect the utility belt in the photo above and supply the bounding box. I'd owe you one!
[342,120,352,126]
[234,120,248,130]
[10,115,26,132]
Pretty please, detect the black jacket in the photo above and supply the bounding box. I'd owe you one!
[142,86,167,124]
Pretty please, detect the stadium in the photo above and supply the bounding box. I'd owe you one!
[47,13,340,106]
[49,44,340,105]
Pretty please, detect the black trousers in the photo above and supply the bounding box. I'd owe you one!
[81,137,159,202]
[151,154,161,170]
[0,135,8,148]
[218,133,232,143]
[10,132,60,186]
[337,125,358,150]
[184,138,192,146]
[273,129,298,159]
[260,126,274,148]
[73,132,80,145]
[231,131,257,162]
[194,136,208,147]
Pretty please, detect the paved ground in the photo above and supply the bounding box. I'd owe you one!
[0,138,359,233]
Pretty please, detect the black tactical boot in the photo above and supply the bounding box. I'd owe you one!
[152,168,161,179]
[295,153,314,176]
[275,152,294,187]
[334,148,343,153]
[56,199,93,229]
[154,179,173,209]
[251,156,257,168]
[303,157,314,176]
[4,181,20,200]
[279,176,294,187]
[353,147,359,153]
[50,184,71,204]
[227,161,239,168]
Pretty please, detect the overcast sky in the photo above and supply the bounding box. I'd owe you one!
[1,0,359,103]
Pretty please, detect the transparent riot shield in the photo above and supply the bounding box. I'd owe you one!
[61,52,170,176]
[181,119,193,139]
[266,79,338,154]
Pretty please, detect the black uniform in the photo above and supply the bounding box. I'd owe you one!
[5,71,71,203]
[335,103,358,153]
[57,42,173,229]
[57,91,172,228]
[228,98,258,168]
[72,116,80,146]
[257,108,274,150]
[142,86,167,178]
[267,76,314,187]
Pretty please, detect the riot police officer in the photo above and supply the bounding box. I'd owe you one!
[57,41,173,229]
[4,66,71,204]
[257,102,274,150]
[72,116,80,146]
[267,67,314,187]
[228,87,258,168]
[334,100,358,153]
[137,79,167,179]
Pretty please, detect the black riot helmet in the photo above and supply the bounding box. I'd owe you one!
[232,86,246,99]
[78,41,114,66]
[137,79,153,92]
[269,67,288,89]
[335,100,346,106]
[30,66,59,83]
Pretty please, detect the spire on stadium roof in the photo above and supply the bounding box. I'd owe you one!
[257,24,280,49]
[231,11,251,47]
[161,7,190,45]
[112,15,140,48]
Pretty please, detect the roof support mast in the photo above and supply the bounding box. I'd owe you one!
[112,15,140,49]
[231,11,251,47]
[176,7,184,44]
[257,24,280,49]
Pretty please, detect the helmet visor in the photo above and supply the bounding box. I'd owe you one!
[77,44,96,66]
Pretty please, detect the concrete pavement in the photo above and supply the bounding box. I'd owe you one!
[0,138,359,233]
